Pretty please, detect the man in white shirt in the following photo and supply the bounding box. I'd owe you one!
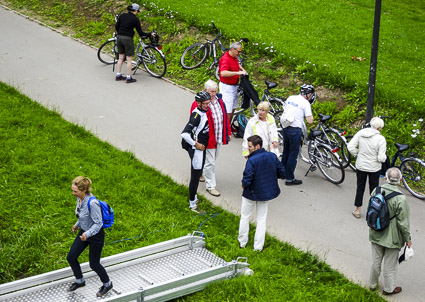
[281,84,316,185]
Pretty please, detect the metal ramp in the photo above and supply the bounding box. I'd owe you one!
[0,232,251,302]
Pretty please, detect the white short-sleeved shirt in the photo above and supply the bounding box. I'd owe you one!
[285,94,312,128]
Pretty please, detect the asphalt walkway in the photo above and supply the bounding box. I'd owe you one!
[0,5,423,301]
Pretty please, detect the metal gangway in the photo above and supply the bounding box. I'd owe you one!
[0,232,251,302]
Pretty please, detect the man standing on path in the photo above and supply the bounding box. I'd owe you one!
[281,84,315,186]
[190,80,231,197]
[115,4,155,83]
[219,41,247,123]
[181,91,211,214]
[368,167,412,296]
[238,135,285,252]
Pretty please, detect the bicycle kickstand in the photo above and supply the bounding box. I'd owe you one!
[305,164,317,176]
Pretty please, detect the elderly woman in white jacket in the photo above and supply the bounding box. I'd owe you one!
[242,101,279,158]
[348,117,387,218]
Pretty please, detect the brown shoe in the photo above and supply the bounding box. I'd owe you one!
[199,175,205,182]
[207,188,220,197]
[383,287,402,295]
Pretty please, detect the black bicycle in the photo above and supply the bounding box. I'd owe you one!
[180,21,248,80]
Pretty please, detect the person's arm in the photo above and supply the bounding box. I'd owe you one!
[242,160,254,189]
[134,18,149,38]
[306,115,314,124]
[181,113,205,150]
[221,70,246,77]
[377,137,387,163]
[242,119,254,157]
[396,196,411,245]
[268,115,279,144]
[347,133,360,156]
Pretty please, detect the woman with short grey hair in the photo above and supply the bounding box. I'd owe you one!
[348,117,387,218]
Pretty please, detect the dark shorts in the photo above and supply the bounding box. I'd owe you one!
[117,35,135,57]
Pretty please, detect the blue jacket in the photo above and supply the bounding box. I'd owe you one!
[242,148,285,201]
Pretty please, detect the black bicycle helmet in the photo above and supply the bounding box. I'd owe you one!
[195,91,211,102]
[300,84,316,104]
[149,31,160,46]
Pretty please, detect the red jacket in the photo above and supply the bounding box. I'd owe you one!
[190,95,231,149]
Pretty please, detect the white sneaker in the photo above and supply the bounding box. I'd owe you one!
[207,189,220,197]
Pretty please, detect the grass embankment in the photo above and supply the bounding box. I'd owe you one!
[1,0,424,157]
[0,82,385,301]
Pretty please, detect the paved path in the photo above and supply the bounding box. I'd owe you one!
[1,5,423,301]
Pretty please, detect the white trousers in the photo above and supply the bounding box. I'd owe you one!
[238,197,269,251]
[369,242,400,292]
[204,144,221,190]
[219,82,239,112]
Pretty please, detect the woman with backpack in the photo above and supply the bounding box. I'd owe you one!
[242,101,279,158]
[348,117,387,219]
[66,176,113,297]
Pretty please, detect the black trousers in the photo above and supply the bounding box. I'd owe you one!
[355,169,381,207]
[67,229,109,283]
[187,148,206,201]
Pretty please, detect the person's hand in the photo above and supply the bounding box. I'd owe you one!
[272,141,278,149]
[72,225,78,233]
[80,233,87,241]
[407,241,412,248]
[228,135,231,142]
[151,32,157,37]
[195,142,205,151]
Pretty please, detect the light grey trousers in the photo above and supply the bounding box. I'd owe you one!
[369,242,400,292]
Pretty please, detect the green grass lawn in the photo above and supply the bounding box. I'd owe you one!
[0,82,385,301]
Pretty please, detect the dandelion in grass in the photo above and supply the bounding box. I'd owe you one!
[412,134,417,138]
[413,124,417,127]
[419,118,423,122]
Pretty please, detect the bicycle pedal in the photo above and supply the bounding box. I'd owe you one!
[309,165,317,172]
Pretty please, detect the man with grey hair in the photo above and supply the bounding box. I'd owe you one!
[368,167,412,295]
[219,41,248,122]
[348,116,387,218]
[190,80,231,197]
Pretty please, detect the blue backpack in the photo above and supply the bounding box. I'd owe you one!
[366,186,401,231]
[88,196,114,229]
[232,114,248,138]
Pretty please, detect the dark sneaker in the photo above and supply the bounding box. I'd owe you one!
[285,179,303,186]
[115,75,125,81]
[96,282,113,297]
[67,281,85,292]
[126,77,137,83]
[190,205,206,214]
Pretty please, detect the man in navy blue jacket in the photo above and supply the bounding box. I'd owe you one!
[238,135,285,251]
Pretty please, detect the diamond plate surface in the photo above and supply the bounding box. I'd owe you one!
[1,248,227,302]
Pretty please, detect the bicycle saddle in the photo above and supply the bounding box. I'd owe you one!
[318,114,332,122]
[395,143,409,152]
[265,81,277,89]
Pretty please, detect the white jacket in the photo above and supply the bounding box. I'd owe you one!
[347,128,387,172]
[242,113,279,156]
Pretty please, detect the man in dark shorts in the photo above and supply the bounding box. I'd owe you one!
[115,4,154,83]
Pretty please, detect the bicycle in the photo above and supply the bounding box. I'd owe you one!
[390,143,425,199]
[260,80,286,115]
[303,129,345,184]
[97,24,166,78]
[180,21,248,80]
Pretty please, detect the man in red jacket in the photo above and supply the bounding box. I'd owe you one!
[219,42,247,122]
[190,80,231,197]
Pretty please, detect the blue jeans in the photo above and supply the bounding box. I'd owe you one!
[281,127,302,181]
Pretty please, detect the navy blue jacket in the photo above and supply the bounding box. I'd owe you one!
[242,148,285,201]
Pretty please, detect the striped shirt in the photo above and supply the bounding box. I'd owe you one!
[210,97,224,143]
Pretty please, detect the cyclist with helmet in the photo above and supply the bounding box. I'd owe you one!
[115,3,156,83]
[281,84,316,185]
[181,91,211,213]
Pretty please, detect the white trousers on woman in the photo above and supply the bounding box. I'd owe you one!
[369,242,399,292]
[238,197,269,251]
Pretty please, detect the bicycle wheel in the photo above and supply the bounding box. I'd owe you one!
[214,65,220,81]
[321,129,349,168]
[314,144,345,184]
[268,98,284,115]
[97,39,118,65]
[344,135,356,171]
[180,43,208,69]
[140,46,167,78]
[400,158,425,199]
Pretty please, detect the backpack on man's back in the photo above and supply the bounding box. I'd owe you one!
[366,186,402,231]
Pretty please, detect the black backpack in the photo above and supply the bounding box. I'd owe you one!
[366,186,402,231]
[232,114,248,138]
